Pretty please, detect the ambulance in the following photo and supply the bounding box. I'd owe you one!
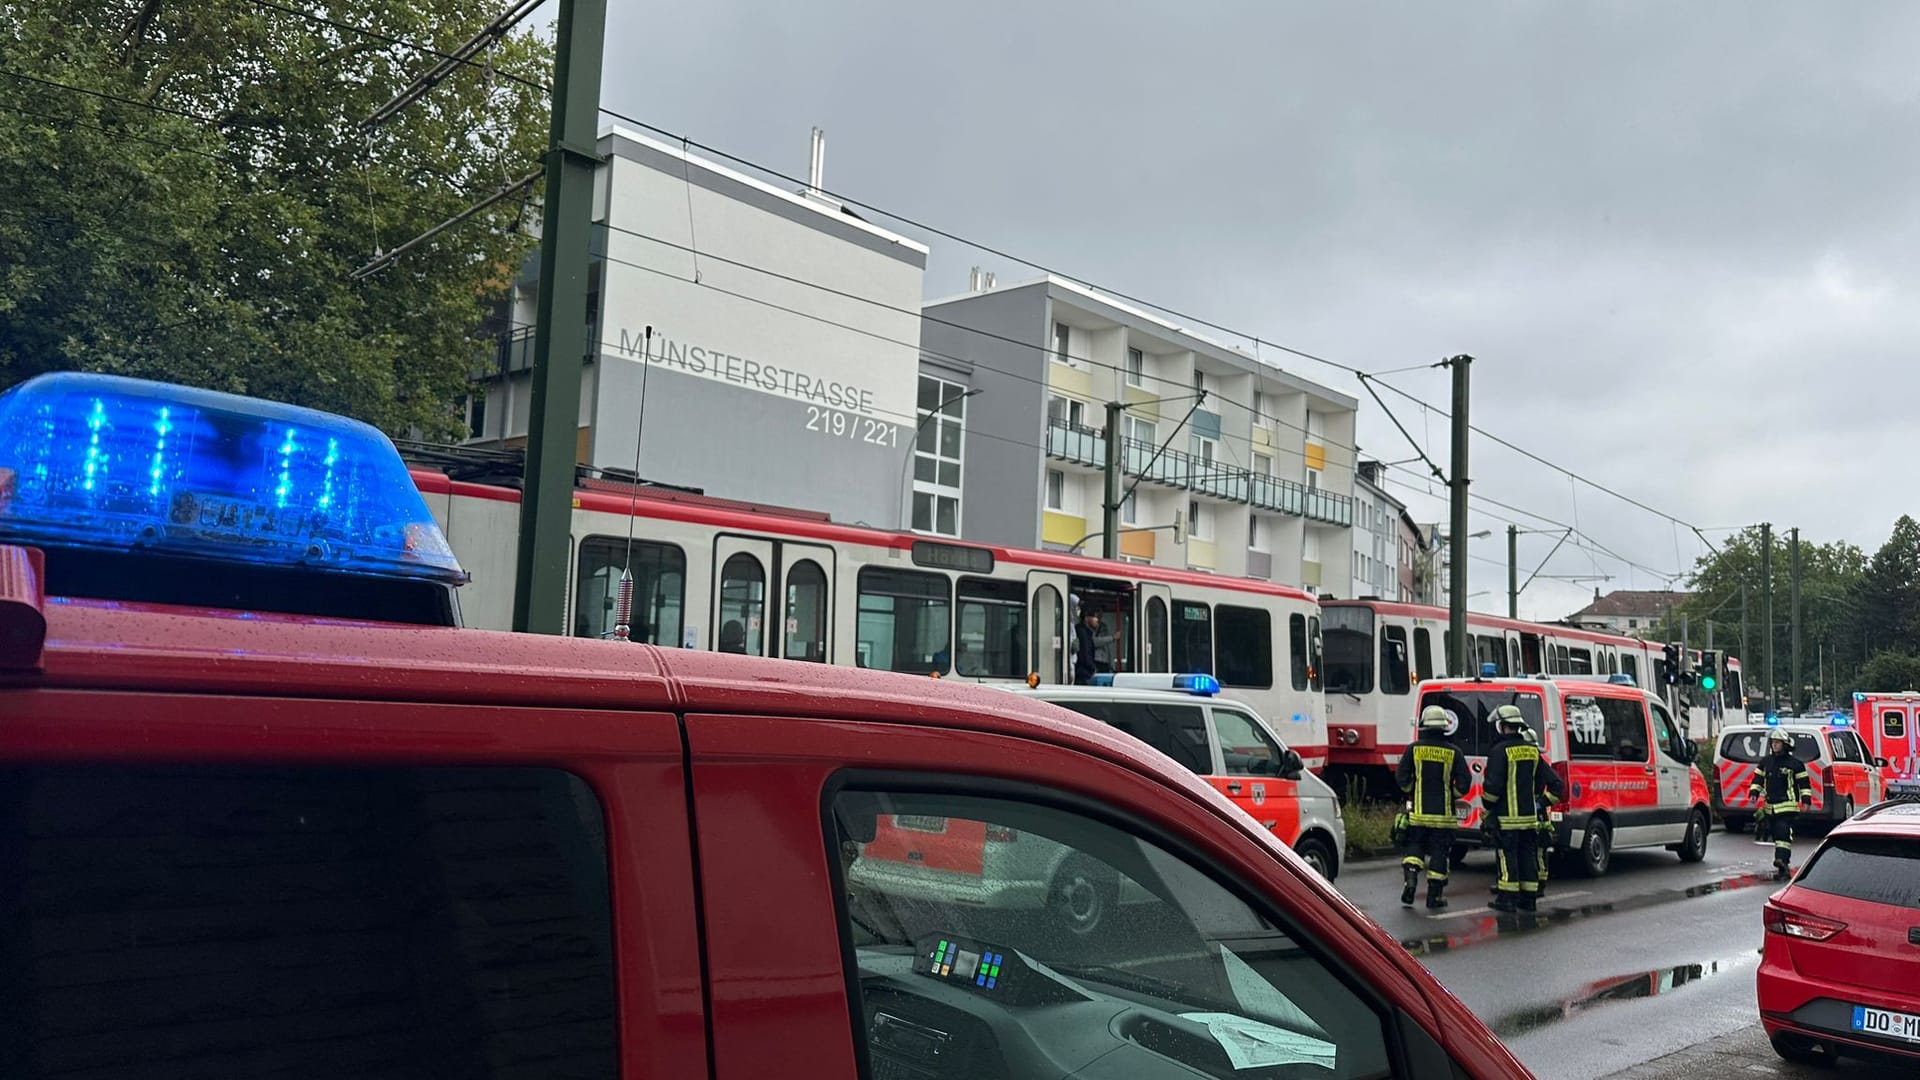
[1851,692,1920,799]
[1416,671,1713,877]
[0,372,1531,1080]
[1710,715,1887,833]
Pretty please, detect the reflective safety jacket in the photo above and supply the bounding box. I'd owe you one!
[1750,750,1812,811]
[1397,731,1471,828]
[1481,736,1566,829]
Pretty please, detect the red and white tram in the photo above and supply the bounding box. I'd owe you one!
[1318,599,1747,796]
[410,464,1335,767]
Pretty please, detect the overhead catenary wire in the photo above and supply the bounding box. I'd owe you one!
[246,0,549,92]
[352,167,541,278]
[363,0,548,129]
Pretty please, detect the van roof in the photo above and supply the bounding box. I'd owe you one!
[18,596,1233,820]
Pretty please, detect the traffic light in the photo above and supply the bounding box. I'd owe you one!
[1698,650,1720,692]
[1662,642,1680,686]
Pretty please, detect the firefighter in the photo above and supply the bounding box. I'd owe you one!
[1481,705,1565,913]
[1397,705,1471,910]
[1750,730,1811,879]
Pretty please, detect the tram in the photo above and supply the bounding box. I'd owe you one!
[1319,598,1747,796]
[410,459,1335,767]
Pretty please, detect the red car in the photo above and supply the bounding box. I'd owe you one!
[1758,798,1920,1068]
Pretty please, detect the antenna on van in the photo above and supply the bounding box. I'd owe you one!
[614,325,654,642]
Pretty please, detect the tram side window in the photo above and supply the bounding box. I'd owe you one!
[956,577,1027,679]
[1379,626,1411,695]
[0,765,616,1080]
[1213,605,1272,689]
[717,553,766,655]
[857,568,952,674]
[1414,628,1434,684]
[1171,600,1213,674]
[573,538,685,645]
[1622,653,1639,687]
[1289,614,1309,691]
[1566,647,1594,676]
[784,560,829,662]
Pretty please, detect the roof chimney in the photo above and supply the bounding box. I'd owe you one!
[807,127,826,197]
[968,266,996,292]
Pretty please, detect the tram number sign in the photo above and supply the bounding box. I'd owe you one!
[911,540,994,575]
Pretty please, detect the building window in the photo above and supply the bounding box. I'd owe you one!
[1126,347,1145,387]
[1047,393,1087,430]
[1194,369,1207,395]
[1121,490,1137,525]
[1248,514,1268,551]
[1125,414,1157,446]
[1045,469,1065,511]
[1191,435,1216,468]
[1306,409,1325,440]
[1307,468,1321,491]
[914,375,967,537]
[466,393,487,440]
[1627,618,1638,629]
[1054,321,1073,366]
[1187,499,1211,541]
[1252,451,1272,477]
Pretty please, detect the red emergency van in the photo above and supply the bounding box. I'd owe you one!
[1710,717,1885,832]
[1417,674,1713,877]
[1852,692,1920,798]
[0,372,1530,1079]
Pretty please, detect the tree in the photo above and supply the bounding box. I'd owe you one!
[0,0,549,437]
[1857,515,1920,658]
[1854,649,1920,694]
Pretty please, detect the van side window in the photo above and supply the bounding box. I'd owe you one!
[1565,696,1610,759]
[1599,696,1650,761]
[0,765,616,1080]
[1213,709,1284,775]
[1828,732,1860,763]
[1885,710,1907,739]
[1050,700,1212,774]
[1379,626,1411,695]
[1649,701,1687,762]
[833,790,1394,1080]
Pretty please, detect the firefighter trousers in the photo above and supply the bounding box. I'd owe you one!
[1402,826,1455,882]
[1767,809,1796,866]
[1492,826,1540,895]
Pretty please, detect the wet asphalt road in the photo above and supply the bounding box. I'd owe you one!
[1336,831,1826,1080]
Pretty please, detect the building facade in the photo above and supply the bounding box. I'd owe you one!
[920,275,1357,590]
[1352,461,1410,600]
[1412,522,1449,607]
[1568,589,1690,638]
[467,126,930,527]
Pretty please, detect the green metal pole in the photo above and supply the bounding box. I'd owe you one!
[1507,524,1518,619]
[513,0,607,634]
[1102,401,1124,560]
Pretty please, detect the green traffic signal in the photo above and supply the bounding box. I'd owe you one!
[1701,673,1718,691]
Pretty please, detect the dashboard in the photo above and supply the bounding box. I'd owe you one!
[857,933,1348,1080]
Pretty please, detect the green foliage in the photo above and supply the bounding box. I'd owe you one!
[0,0,550,437]
[1855,650,1920,694]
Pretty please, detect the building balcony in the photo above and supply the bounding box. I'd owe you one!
[1044,418,1353,527]
[477,324,598,381]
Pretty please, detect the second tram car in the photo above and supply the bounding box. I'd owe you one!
[1320,599,1746,796]
[411,465,1336,767]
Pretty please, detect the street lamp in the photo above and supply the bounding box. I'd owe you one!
[898,388,981,532]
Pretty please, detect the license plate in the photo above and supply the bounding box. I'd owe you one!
[1852,1005,1920,1044]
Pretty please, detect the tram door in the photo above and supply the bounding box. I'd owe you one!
[711,536,779,656]
[1138,582,1173,674]
[1028,571,1071,684]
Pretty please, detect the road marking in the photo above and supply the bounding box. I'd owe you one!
[1424,890,1591,919]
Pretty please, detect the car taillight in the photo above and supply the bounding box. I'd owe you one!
[984,825,1018,843]
[1764,900,1847,941]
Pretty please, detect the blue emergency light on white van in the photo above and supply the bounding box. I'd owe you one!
[1479,663,1497,678]
[1089,672,1221,695]
[0,372,466,584]
[1607,673,1637,686]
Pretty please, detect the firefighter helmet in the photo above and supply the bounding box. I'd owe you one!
[1420,705,1452,731]
[1493,704,1530,732]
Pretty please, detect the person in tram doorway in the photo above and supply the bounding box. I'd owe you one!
[1481,705,1566,913]
[1073,608,1105,684]
[1750,730,1812,880]
[1398,705,1471,911]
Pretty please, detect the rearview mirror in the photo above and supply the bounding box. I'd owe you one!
[1681,741,1698,763]
[1876,756,1890,768]
[1280,749,1304,779]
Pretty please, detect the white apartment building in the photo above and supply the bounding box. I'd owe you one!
[920,274,1358,591]
[1352,461,1410,600]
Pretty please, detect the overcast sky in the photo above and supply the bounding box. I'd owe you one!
[599,1,1916,620]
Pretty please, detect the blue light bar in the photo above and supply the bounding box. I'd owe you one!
[1089,674,1116,687]
[0,373,466,584]
[1479,662,1497,678]
[1607,673,1637,686]
[1173,673,1220,696]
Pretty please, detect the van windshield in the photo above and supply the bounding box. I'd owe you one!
[1719,730,1820,764]
[1321,607,1375,695]
[1416,690,1546,758]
